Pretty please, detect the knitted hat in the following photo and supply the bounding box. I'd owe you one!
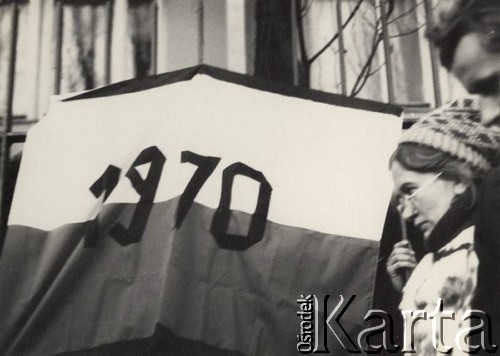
[400,98,500,172]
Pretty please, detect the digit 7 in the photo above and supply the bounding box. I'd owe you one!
[175,151,220,228]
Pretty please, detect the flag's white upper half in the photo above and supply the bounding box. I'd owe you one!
[10,74,401,240]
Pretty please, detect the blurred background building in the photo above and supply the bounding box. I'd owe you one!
[0,0,468,228]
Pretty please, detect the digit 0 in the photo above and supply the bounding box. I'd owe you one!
[210,162,272,251]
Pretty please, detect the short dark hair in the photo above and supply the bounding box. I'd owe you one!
[426,20,468,70]
[426,1,500,69]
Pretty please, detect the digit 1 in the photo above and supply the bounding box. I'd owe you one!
[109,146,166,246]
[85,165,121,247]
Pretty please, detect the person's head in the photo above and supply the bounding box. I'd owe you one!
[391,145,474,239]
[426,0,500,125]
[390,101,500,239]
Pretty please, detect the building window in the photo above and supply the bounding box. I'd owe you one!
[127,0,157,78]
[0,1,33,120]
[57,0,111,94]
[297,0,451,110]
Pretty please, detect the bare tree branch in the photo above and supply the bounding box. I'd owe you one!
[348,0,422,98]
[349,19,382,97]
[384,0,396,18]
[292,0,425,96]
[358,2,377,29]
[368,62,385,76]
[387,23,425,38]
[386,0,424,25]
[301,0,313,17]
[308,0,364,65]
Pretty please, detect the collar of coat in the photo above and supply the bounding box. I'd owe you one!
[424,187,475,254]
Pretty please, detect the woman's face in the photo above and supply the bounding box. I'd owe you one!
[391,161,463,239]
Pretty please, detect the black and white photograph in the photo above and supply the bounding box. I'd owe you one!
[0,0,499,354]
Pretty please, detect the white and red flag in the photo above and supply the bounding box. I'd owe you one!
[0,66,402,355]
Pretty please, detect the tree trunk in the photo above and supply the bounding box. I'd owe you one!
[254,0,294,85]
[297,61,310,88]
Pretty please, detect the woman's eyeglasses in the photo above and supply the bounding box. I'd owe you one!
[399,172,443,211]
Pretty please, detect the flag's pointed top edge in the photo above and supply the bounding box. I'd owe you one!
[63,64,403,116]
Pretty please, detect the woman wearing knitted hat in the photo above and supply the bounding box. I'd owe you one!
[386,100,500,354]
